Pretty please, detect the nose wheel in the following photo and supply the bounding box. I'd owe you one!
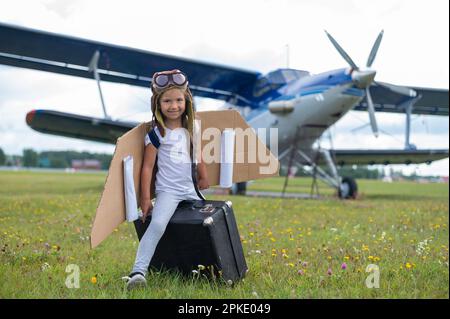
[338,176,358,199]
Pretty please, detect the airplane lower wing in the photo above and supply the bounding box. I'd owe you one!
[25,109,136,144]
[331,149,449,166]
[27,110,448,167]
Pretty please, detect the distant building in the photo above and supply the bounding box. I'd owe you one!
[71,159,101,170]
[38,157,51,168]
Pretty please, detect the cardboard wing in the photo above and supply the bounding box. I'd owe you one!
[90,110,279,248]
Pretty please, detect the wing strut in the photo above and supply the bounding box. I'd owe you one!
[400,94,422,150]
[88,50,110,119]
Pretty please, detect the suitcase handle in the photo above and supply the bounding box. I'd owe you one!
[178,199,206,210]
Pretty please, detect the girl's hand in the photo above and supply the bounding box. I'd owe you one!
[198,178,209,190]
[140,198,153,223]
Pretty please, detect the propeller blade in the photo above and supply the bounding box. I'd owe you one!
[375,81,417,97]
[324,30,359,70]
[365,87,379,137]
[366,30,384,67]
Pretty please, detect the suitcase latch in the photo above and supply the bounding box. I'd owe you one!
[199,204,215,214]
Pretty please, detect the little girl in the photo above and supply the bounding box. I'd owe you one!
[124,69,209,290]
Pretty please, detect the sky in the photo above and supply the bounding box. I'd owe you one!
[0,0,448,176]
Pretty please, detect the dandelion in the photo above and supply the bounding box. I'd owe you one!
[373,256,380,262]
[91,276,97,284]
[405,262,413,270]
[344,256,350,261]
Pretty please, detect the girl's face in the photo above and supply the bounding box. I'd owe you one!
[159,88,186,121]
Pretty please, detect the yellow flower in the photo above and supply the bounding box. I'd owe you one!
[270,237,276,242]
[249,232,254,237]
[327,256,332,260]
[374,256,381,262]
[91,276,97,284]
[368,255,374,261]
[288,263,294,267]
[405,262,412,269]
[344,256,350,261]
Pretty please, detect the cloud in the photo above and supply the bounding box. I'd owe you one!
[0,0,448,176]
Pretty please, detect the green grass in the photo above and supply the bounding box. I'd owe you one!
[0,171,448,298]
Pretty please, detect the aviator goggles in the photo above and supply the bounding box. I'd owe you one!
[152,70,188,91]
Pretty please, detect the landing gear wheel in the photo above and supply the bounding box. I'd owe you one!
[230,182,247,196]
[338,176,358,199]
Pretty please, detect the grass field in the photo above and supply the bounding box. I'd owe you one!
[0,170,448,298]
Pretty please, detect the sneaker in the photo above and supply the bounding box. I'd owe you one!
[123,272,147,291]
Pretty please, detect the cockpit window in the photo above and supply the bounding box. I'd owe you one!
[266,69,310,84]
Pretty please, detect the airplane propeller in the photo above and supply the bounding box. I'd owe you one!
[325,30,418,138]
[325,30,385,137]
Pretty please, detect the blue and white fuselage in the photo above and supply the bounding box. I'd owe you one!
[245,68,365,157]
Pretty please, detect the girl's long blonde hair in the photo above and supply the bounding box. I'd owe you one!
[150,85,195,138]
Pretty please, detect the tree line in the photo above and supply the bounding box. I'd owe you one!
[0,147,112,170]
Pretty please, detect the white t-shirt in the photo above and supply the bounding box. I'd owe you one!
[145,126,195,195]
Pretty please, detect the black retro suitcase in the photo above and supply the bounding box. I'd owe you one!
[133,200,248,283]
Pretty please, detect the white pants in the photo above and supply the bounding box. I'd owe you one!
[131,189,202,275]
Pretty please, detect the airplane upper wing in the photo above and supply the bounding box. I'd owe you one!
[0,22,260,107]
[353,82,449,116]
